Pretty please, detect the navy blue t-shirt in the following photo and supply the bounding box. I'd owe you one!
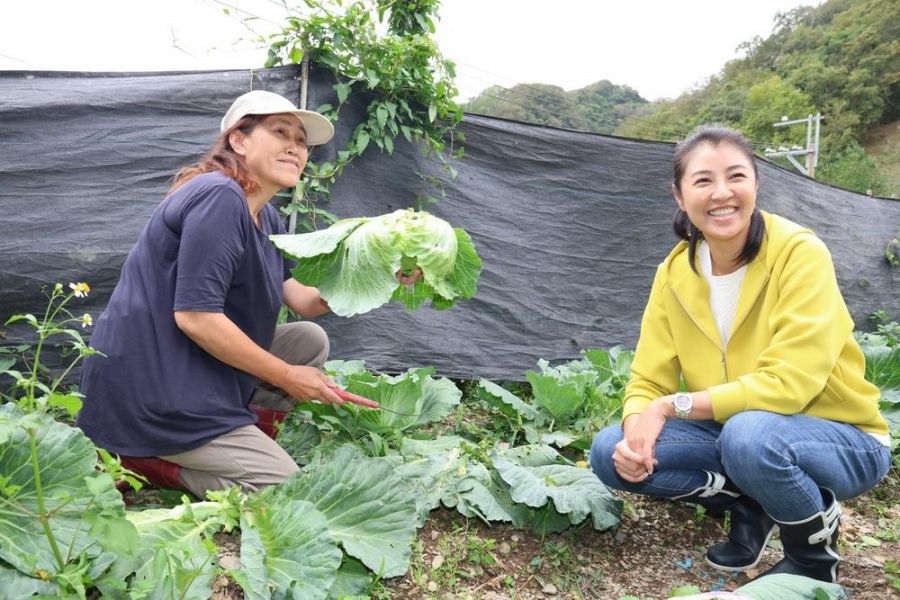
[77,172,291,456]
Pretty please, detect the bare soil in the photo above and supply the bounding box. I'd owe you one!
[379,479,900,600]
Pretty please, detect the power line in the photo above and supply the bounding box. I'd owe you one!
[205,0,283,26]
[0,50,36,67]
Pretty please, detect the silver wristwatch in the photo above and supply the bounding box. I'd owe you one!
[672,392,693,419]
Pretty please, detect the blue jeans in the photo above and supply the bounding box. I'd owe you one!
[590,411,892,521]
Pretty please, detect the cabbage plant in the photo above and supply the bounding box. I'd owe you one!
[271,209,482,316]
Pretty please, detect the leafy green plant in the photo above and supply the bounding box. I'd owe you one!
[664,573,846,598]
[854,315,900,393]
[107,500,230,599]
[477,348,634,450]
[279,360,462,460]
[464,536,497,568]
[265,0,463,227]
[265,445,419,579]
[817,141,889,195]
[0,404,139,598]
[239,496,342,598]
[95,448,418,599]
[885,559,900,591]
[0,284,152,597]
[271,209,482,316]
[883,237,899,267]
[2,282,99,417]
[855,313,900,467]
[493,444,621,535]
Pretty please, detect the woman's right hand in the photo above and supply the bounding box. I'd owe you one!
[276,364,345,405]
[613,414,655,483]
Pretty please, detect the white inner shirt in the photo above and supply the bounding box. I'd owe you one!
[698,241,746,348]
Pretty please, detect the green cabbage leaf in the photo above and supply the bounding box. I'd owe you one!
[271,209,482,316]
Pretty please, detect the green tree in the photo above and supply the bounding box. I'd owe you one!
[464,81,646,135]
[614,0,898,178]
[817,141,888,195]
[739,75,815,145]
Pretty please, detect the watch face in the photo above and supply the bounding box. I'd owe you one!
[674,394,692,411]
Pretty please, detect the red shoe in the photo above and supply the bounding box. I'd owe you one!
[119,456,185,491]
[250,404,288,440]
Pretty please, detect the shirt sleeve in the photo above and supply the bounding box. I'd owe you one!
[172,183,247,312]
[622,264,682,420]
[709,234,854,419]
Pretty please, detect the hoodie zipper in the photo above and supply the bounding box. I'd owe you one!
[670,287,731,384]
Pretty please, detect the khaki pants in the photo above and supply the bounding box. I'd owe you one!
[160,321,329,497]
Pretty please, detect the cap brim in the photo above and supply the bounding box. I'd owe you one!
[294,110,334,146]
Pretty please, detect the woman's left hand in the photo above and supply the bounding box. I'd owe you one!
[395,268,422,285]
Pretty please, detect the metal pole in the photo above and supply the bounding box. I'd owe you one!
[768,113,824,178]
[812,112,821,176]
[289,55,310,234]
[805,114,813,176]
[299,55,309,110]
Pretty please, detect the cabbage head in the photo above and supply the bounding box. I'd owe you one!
[270,209,482,317]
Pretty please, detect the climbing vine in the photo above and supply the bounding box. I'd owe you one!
[265,0,464,231]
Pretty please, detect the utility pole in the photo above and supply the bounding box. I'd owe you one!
[765,113,823,178]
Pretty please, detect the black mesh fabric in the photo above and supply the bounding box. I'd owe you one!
[1,66,897,379]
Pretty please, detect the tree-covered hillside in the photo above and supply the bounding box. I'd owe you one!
[462,0,899,196]
[464,80,648,135]
[616,0,898,195]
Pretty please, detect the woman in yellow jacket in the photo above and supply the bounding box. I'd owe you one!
[590,126,890,584]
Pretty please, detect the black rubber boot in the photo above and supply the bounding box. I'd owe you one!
[705,496,777,571]
[672,471,742,515]
[759,488,842,583]
[672,472,775,572]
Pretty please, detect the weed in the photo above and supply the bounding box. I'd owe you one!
[465,536,497,567]
[885,560,900,590]
[540,539,573,569]
[1,282,99,417]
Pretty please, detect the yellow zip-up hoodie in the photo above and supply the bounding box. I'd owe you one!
[623,211,888,436]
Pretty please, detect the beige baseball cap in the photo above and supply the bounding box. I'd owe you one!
[220,90,335,145]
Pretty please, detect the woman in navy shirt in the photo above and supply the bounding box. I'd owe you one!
[78,91,411,496]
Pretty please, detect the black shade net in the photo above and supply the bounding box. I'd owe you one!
[1,66,897,380]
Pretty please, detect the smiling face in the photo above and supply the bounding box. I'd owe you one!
[230,114,309,195]
[674,141,758,250]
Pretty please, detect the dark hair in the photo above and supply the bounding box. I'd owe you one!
[671,125,766,272]
[169,114,268,195]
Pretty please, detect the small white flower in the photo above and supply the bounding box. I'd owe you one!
[69,282,91,298]
[80,314,93,329]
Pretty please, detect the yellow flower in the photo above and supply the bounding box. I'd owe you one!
[575,460,589,469]
[69,282,91,298]
[80,314,93,329]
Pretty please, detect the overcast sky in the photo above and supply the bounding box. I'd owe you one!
[1,0,819,101]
